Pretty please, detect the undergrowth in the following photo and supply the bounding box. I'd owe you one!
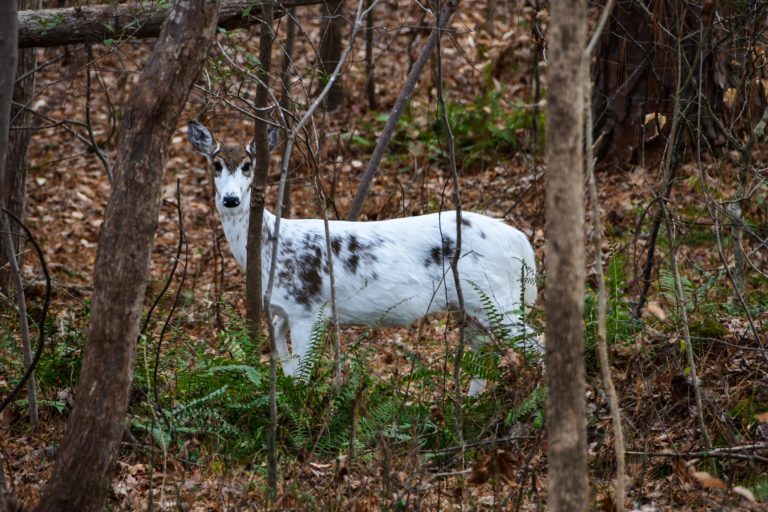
[123,287,545,467]
[344,85,545,171]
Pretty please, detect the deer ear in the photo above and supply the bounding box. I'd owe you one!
[268,124,280,152]
[187,120,217,157]
[246,124,281,158]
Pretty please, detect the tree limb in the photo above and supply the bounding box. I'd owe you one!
[18,0,323,49]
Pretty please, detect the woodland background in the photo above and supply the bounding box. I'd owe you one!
[0,0,767,510]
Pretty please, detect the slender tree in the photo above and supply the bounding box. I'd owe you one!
[319,0,345,109]
[545,0,588,509]
[245,1,276,494]
[2,0,42,428]
[1,0,41,293]
[33,1,220,510]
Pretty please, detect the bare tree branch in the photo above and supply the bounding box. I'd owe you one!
[585,1,624,509]
[347,0,458,220]
[434,0,465,449]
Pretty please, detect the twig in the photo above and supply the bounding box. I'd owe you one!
[145,180,188,442]
[264,0,367,392]
[710,207,768,365]
[0,207,38,426]
[151,182,188,405]
[585,0,616,55]
[664,213,713,454]
[529,0,543,151]
[278,7,297,218]
[513,430,543,512]
[245,1,277,497]
[0,209,51,416]
[349,381,366,461]
[85,46,112,183]
[346,0,459,220]
[434,0,465,449]
[364,0,376,110]
[13,53,64,84]
[584,0,624,508]
[668,13,713,466]
[313,168,343,386]
[626,448,768,464]
[423,434,536,456]
[427,468,472,480]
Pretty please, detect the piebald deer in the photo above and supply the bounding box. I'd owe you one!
[188,120,537,395]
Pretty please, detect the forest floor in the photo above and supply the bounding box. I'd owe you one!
[1,1,767,510]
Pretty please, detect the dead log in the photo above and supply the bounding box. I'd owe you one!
[18,0,322,49]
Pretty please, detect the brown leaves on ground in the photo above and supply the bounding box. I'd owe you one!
[467,449,519,487]
[1,0,767,510]
[691,470,727,490]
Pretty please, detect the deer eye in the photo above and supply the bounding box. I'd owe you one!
[213,161,223,174]
[241,162,252,174]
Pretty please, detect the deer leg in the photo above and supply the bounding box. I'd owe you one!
[467,315,492,397]
[273,315,296,377]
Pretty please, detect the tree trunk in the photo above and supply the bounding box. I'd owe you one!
[1,0,40,294]
[1,0,41,428]
[364,0,376,110]
[318,0,345,110]
[0,465,24,512]
[278,7,296,218]
[545,0,588,510]
[245,0,275,494]
[591,0,760,170]
[18,0,320,48]
[33,0,220,510]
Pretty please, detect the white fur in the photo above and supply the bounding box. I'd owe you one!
[188,121,537,395]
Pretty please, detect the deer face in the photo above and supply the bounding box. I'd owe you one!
[210,146,253,210]
[187,120,276,212]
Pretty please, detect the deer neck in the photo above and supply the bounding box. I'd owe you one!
[217,200,275,272]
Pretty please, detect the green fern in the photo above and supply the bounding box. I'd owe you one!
[466,281,511,342]
[505,385,546,429]
[660,267,695,314]
[298,308,329,380]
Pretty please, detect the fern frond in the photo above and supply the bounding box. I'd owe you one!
[298,306,329,380]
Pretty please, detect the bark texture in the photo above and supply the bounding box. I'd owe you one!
[33,0,220,510]
[245,0,274,493]
[545,0,588,510]
[18,0,320,48]
[318,0,345,110]
[1,0,40,293]
[1,0,42,426]
[592,0,763,169]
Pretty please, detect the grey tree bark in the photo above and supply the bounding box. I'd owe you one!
[32,0,220,510]
[545,0,588,509]
[17,0,320,48]
[1,0,41,293]
[0,0,40,430]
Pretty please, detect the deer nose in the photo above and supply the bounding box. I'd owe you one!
[222,195,240,208]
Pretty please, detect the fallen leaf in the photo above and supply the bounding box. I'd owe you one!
[467,454,493,485]
[496,450,518,486]
[645,302,667,321]
[334,456,349,483]
[732,486,757,503]
[756,411,768,423]
[691,470,727,490]
[478,495,495,506]
[128,463,145,475]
